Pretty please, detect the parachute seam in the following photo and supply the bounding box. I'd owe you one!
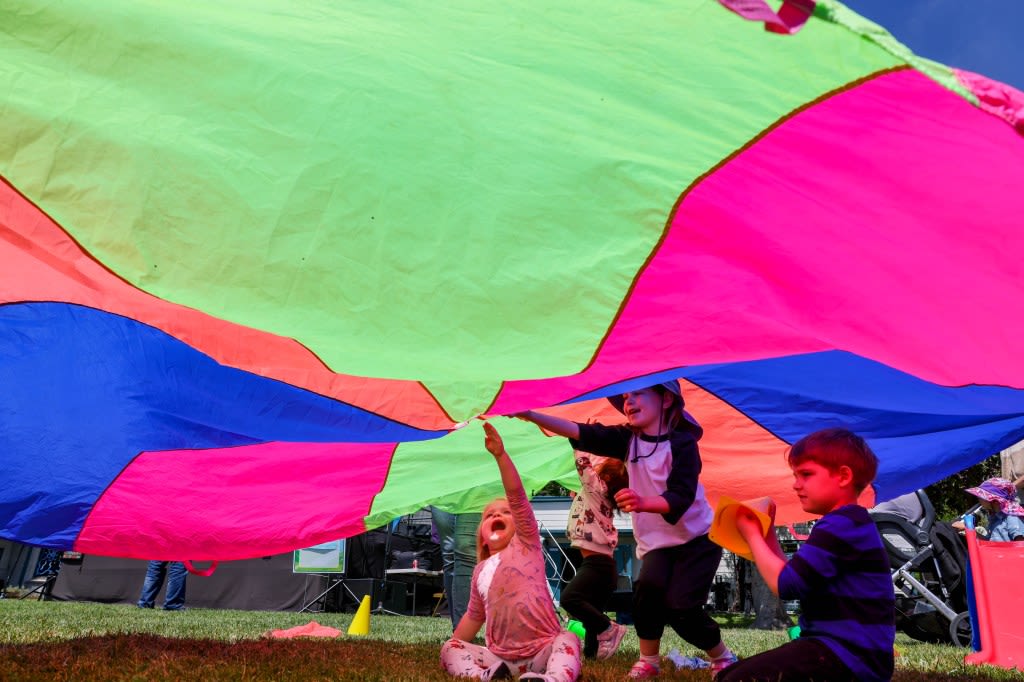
[575,65,908,379]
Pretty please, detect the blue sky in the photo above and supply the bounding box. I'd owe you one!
[841,0,1024,91]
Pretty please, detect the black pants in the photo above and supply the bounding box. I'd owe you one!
[560,553,617,657]
[633,535,722,650]
[716,638,855,682]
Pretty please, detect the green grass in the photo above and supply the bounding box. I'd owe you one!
[0,601,1020,681]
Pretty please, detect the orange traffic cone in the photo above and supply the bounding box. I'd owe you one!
[347,595,371,636]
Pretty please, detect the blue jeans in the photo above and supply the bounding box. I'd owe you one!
[431,508,457,626]
[430,508,480,628]
[451,512,481,627]
[137,561,187,610]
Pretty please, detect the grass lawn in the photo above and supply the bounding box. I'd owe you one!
[0,601,1019,681]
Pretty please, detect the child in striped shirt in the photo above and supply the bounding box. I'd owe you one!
[724,428,895,682]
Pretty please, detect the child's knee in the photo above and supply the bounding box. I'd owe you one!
[439,637,472,670]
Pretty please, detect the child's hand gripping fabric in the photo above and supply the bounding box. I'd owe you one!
[483,421,506,459]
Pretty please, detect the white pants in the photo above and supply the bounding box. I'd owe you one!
[439,632,581,681]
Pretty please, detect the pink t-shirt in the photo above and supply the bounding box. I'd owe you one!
[465,478,562,659]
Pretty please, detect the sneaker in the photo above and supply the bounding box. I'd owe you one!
[596,622,627,660]
[627,659,660,679]
[710,652,739,679]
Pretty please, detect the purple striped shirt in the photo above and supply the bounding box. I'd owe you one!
[779,505,895,682]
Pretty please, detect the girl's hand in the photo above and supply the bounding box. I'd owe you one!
[483,422,506,459]
[614,488,643,513]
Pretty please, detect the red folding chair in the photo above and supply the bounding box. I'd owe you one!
[963,527,1024,671]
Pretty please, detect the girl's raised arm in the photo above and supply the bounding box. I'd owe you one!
[515,410,580,440]
[483,421,524,495]
[483,422,540,544]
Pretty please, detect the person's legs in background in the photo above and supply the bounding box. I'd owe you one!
[559,553,618,658]
[451,512,482,626]
[137,560,167,608]
[430,507,458,629]
[162,561,188,610]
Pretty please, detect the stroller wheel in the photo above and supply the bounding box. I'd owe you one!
[948,611,973,648]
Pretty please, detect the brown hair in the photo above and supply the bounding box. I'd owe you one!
[787,427,878,493]
[651,384,684,430]
[594,458,628,510]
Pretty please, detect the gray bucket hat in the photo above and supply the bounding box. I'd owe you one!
[607,379,703,440]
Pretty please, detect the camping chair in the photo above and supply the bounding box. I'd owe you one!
[431,590,447,617]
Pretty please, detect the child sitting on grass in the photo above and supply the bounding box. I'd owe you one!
[439,422,581,682]
[723,428,895,682]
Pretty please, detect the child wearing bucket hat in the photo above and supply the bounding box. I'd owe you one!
[517,380,737,679]
[965,477,1024,542]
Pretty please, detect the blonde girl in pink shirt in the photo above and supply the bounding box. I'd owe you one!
[440,422,582,681]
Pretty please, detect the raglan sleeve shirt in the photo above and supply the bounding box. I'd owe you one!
[570,422,631,460]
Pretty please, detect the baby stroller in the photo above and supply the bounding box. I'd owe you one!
[869,490,973,647]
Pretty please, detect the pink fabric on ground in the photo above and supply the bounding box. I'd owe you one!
[267,621,343,639]
[491,68,1024,414]
[76,441,396,560]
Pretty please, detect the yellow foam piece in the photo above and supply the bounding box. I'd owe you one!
[708,495,776,560]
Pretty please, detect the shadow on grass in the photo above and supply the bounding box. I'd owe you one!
[0,634,1015,682]
[711,611,755,628]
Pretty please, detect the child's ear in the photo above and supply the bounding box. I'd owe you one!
[836,465,855,488]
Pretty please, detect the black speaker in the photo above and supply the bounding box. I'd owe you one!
[331,578,407,613]
[382,581,408,613]
[339,578,375,612]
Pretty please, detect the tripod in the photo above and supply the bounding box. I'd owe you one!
[298,572,359,613]
[297,540,359,613]
[372,518,403,615]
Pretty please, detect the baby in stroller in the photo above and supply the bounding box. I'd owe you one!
[869,489,972,646]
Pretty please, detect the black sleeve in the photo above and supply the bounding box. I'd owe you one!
[660,431,702,525]
[570,422,632,461]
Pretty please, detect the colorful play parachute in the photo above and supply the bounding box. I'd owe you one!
[2,0,1022,560]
